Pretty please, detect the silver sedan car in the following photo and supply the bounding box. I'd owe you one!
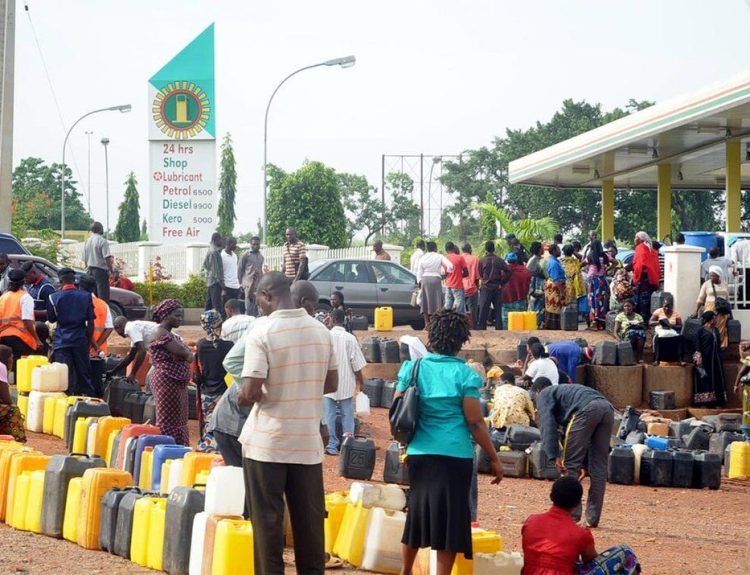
[308,258,424,328]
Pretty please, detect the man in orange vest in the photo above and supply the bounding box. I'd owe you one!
[0,269,42,364]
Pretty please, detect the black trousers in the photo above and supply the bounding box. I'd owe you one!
[205,283,223,314]
[477,286,503,330]
[243,458,325,575]
[0,336,36,366]
[214,430,243,468]
[88,267,110,303]
[55,345,95,396]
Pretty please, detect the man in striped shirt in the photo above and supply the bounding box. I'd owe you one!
[283,227,308,281]
[324,309,367,456]
[239,272,337,574]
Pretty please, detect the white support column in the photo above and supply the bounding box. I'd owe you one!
[137,241,161,282]
[185,242,210,277]
[662,244,704,321]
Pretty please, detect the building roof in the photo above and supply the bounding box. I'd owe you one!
[509,72,750,189]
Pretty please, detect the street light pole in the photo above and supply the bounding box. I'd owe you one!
[60,104,131,239]
[262,55,355,242]
[85,130,93,214]
[101,137,110,239]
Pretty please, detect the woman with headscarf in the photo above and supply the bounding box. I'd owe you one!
[149,299,194,446]
[586,240,611,330]
[501,252,532,328]
[527,241,547,327]
[631,231,661,318]
[649,293,684,365]
[544,244,567,330]
[693,311,727,406]
[694,265,731,349]
[193,310,233,451]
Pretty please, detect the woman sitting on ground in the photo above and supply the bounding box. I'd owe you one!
[523,476,641,575]
[0,345,25,442]
[396,309,502,575]
[325,291,352,331]
[614,299,647,363]
[649,294,684,365]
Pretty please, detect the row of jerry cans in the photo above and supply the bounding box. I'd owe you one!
[97,485,250,575]
[608,445,722,489]
[506,311,538,331]
[413,526,505,575]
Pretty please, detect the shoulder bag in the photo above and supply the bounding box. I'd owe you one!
[710,282,731,315]
[389,359,422,444]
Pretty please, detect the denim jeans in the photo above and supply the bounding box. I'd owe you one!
[445,287,466,314]
[323,397,355,452]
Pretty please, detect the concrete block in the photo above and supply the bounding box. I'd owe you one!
[586,365,643,409]
[722,363,742,408]
[642,365,693,408]
[362,363,401,381]
[486,346,518,366]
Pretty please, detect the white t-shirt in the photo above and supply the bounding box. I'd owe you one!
[221,314,256,343]
[20,293,34,320]
[410,248,424,275]
[221,251,241,289]
[525,357,559,385]
[124,320,158,347]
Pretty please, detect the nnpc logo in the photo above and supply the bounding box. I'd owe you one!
[152,81,211,139]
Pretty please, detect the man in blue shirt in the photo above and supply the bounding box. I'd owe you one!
[23,262,56,321]
[47,268,96,396]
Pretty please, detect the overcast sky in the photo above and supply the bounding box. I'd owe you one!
[12,0,750,235]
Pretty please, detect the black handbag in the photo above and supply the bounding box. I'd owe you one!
[389,359,422,444]
[711,283,732,314]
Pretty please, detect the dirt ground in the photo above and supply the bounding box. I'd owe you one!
[0,406,747,575]
[5,326,747,573]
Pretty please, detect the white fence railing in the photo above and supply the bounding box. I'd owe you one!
[59,240,403,284]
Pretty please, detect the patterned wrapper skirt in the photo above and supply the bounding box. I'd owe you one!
[588,274,610,324]
[198,392,221,452]
[544,279,564,330]
[0,404,26,442]
[151,373,190,446]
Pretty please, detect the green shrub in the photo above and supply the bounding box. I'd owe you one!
[133,274,209,308]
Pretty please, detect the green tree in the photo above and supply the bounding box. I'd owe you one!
[384,172,421,246]
[480,190,497,242]
[339,172,386,246]
[266,161,348,248]
[12,157,91,231]
[475,203,557,254]
[217,133,237,236]
[114,172,141,243]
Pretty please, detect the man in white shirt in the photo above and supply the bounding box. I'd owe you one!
[221,299,255,343]
[238,272,337,574]
[522,342,560,385]
[324,309,367,456]
[700,246,734,282]
[221,236,241,317]
[410,239,425,276]
[108,317,158,381]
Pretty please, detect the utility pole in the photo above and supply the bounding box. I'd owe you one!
[85,131,93,213]
[0,0,15,233]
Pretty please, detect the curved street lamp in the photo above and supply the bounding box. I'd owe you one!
[61,104,131,238]
[262,56,355,241]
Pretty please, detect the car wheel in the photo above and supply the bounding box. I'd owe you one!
[109,302,125,319]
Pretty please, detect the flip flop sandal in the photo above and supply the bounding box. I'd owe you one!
[325,555,344,569]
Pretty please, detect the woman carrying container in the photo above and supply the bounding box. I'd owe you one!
[693,311,727,406]
[544,244,567,330]
[396,310,502,575]
[149,299,194,446]
[694,266,731,349]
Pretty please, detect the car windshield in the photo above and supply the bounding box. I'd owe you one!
[308,259,328,274]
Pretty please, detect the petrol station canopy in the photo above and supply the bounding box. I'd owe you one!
[508,72,750,239]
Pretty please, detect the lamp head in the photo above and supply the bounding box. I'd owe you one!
[324,55,356,68]
[100,137,110,146]
[109,104,132,113]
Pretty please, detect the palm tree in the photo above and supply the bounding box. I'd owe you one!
[474,203,557,253]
